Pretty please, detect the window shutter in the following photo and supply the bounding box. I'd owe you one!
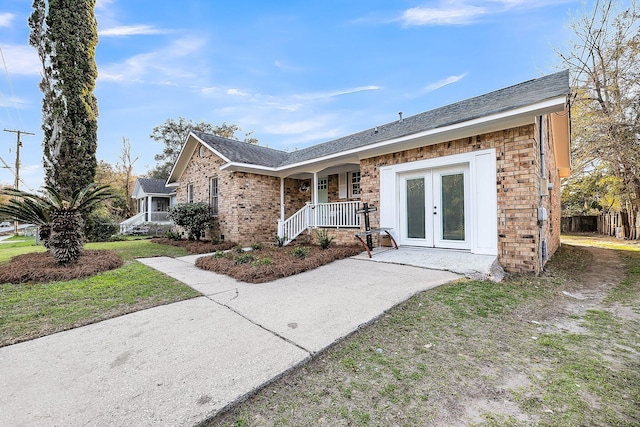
[339,173,347,199]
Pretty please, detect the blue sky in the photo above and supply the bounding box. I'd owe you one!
[0,0,594,190]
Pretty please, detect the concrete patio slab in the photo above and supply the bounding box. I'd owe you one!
[354,246,505,281]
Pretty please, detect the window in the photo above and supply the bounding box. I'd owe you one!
[318,178,327,190]
[350,171,361,197]
[210,177,219,215]
[187,183,194,203]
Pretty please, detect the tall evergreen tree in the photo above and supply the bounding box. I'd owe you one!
[29,0,99,199]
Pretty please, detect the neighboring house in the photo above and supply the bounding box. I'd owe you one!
[167,71,571,274]
[119,178,176,234]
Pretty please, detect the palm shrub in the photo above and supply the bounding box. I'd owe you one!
[0,184,115,265]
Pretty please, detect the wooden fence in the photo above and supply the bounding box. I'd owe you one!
[563,211,640,239]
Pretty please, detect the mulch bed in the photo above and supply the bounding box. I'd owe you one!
[195,244,363,283]
[0,250,124,284]
[150,238,237,254]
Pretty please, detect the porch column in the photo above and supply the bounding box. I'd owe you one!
[147,195,152,222]
[312,172,318,205]
[280,177,285,221]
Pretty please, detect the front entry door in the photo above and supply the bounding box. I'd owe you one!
[400,166,469,249]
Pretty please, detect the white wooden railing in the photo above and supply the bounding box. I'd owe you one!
[119,212,145,234]
[119,211,172,234]
[277,201,360,245]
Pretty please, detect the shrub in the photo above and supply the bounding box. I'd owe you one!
[234,253,255,265]
[315,229,335,249]
[251,242,264,250]
[251,257,273,266]
[165,230,181,240]
[275,235,287,247]
[85,210,118,242]
[167,202,211,240]
[292,245,310,259]
[234,246,245,254]
[213,250,228,259]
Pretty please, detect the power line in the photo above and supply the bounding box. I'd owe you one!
[0,47,23,124]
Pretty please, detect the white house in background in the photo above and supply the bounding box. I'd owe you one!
[119,178,176,234]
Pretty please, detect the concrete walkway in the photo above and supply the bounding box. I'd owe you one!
[0,254,459,427]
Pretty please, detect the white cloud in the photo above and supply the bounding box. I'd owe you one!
[98,36,207,84]
[397,0,572,27]
[0,45,40,76]
[401,4,486,26]
[0,12,15,27]
[99,25,166,37]
[420,73,468,94]
[227,88,251,97]
[294,85,381,100]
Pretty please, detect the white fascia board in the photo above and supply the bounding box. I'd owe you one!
[166,132,233,185]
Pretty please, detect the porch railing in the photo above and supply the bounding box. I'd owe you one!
[310,202,360,228]
[119,212,145,234]
[119,211,172,234]
[148,211,170,222]
[278,201,360,245]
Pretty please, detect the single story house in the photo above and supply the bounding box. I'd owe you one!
[119,178,176,234]
[167,71,571,274]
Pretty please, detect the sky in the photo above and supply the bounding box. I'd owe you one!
[0,0,600,191]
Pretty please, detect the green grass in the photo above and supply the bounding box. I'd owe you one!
[211,242,640,427]
[0,238,198,346]
[0,236,46,263]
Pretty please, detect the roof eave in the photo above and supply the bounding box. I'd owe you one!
[223,95,567,175]
[166,132,233,185]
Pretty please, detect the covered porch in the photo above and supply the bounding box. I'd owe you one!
[274,164,363,245]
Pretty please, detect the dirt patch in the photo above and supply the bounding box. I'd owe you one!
[0,250,124,283]
[196,244,363,283]
[150,238,237,254]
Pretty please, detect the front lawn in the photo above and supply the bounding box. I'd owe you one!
[0,238,199,347]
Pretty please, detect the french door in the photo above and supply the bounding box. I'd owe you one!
[400,165,469,249]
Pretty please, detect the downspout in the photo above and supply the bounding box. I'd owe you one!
[538,115,547,272]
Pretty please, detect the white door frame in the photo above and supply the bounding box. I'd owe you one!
[379,149,498,256]
[398,165,470,249]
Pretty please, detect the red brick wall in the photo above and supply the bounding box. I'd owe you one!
[359,122,561,274]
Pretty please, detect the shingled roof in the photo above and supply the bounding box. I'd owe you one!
[192,132,289,168]
[137,178,174,195]
[192,70,569,169]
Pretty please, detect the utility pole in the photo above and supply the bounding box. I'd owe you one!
[3,129,35,235]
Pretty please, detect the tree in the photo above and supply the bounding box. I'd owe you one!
[29,0,99,199]
[148,118,258,179]
[0,184,115,264]
[558,0,640,215]
[117,137,139,217]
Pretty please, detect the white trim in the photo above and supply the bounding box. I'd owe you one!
[380,148,497,256]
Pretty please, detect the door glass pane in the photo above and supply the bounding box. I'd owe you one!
[406,178,425,239]
[441,173,465,241]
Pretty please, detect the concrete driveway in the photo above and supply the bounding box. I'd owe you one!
[0,254,459,426]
